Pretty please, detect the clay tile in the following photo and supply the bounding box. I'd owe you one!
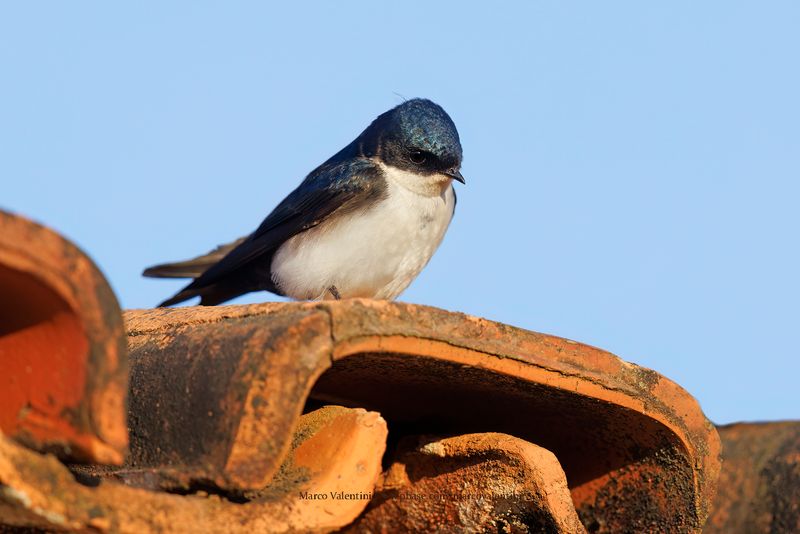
[0,210,127,465]
[314,299,722,532]
[0,405,387,533]
[116,299,721,531]
[120,305,333,491]
[705,421,800,534]
[346,432,586,533]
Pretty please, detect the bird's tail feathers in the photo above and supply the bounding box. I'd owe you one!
[143,237,247,279]
[157,276,255,307]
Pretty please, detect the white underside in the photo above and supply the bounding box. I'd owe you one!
[270,163,456,300]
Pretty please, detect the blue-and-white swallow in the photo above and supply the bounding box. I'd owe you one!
[144,98,464,306]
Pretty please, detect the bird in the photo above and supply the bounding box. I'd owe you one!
[144,98,465,307]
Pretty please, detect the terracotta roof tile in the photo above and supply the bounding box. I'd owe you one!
[0,209,762,533]
[705,421,800,533]
[0,210,127,465]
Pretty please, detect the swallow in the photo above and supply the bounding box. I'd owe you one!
[144,98,464,306]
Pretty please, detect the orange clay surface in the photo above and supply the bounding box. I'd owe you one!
[0,210,127,464]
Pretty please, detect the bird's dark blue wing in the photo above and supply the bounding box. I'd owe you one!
[158,158,385,306]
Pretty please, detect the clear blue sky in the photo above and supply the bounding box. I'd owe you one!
[2,3,798,424]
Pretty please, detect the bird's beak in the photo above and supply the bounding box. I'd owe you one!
[445,169,466,184]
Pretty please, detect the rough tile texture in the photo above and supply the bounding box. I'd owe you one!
[317,300,721,532]
[120,306,333,491]
[705,421,800,534]
[0,210,127,465]
[1,297,724,532]
[114,300,719,532]
[346,432,587,533]
[0,405,386,533]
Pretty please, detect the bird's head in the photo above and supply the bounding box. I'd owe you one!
[360,98,465,184]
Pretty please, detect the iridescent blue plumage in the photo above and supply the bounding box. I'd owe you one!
[365,98,462,166]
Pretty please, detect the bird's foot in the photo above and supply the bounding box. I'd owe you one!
[328,285,342,300]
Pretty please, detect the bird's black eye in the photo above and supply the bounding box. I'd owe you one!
[409,150,428,165]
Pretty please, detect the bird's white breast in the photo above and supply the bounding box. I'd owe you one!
[270,163,456,300]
